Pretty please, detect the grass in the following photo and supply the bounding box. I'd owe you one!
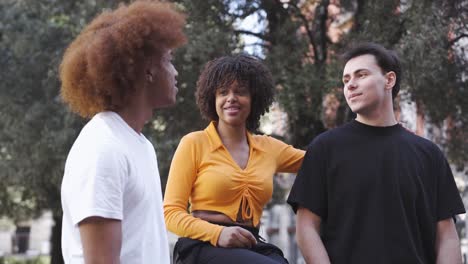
[0,256,50,264]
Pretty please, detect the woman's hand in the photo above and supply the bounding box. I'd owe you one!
[217,226,257,248]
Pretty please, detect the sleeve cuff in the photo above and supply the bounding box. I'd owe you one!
[72,208,123,225]
[209,225,225,246]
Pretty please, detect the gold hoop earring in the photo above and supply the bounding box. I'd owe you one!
[147,73,154,83]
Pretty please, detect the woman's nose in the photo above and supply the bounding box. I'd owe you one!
[226,91,237,102]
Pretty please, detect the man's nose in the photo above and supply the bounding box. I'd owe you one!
[346,79,357,90]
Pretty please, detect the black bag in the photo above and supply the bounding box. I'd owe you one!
[173,237,206,264]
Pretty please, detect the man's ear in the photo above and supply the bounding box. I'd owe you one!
[385,71,396,90]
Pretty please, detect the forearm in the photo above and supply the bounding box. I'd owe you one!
[164,205,224,245]
[435,218,462,264]
[296,208,330,264]
[297,227,330,264]
[435,236,462,264]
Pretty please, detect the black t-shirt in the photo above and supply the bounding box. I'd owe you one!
[287,120,465,264]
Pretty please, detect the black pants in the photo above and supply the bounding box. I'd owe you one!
[173,224,288,264]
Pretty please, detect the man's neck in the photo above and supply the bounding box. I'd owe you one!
[356,115,397,127]
[354,95,398,127]
[356,107,397,127]
[117,103,152,133]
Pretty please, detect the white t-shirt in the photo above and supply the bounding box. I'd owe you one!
[61,111,170,264]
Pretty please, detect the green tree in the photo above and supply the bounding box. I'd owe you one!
[149,0,241,188]
[341,0,468,166]
[0,1,241,262]
[1,0,466,262]
[0,1,127,262]
[222,0,332,147]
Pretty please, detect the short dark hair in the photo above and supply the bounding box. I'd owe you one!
[342,42,402,99]
[196,54,275,131]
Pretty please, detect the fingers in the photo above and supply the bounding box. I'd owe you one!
[217,226,257,248]
[217,227,238,248]
[237,227,257,247]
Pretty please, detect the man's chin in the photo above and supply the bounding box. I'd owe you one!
[349,104,365,114]
[154,98,177,109]
[163,100,177,108]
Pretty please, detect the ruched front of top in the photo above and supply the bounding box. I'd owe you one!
[164,122,305,246]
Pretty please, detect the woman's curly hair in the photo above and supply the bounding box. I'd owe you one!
[60,1,186,118]
[196,54,275,132]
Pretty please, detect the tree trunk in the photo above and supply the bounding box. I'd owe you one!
[50,214,64,264]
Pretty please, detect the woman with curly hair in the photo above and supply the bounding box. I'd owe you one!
[59,1,186,263]
[164,54,305,263]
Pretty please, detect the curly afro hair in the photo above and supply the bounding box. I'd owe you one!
[196,54,275,132]
[59,1,186,118]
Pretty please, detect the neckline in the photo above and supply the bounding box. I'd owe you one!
[350,119,402,136]
[102,111,147,144]
[206,122,252,171]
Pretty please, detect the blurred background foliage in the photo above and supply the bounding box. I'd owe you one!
[0,0,466,262]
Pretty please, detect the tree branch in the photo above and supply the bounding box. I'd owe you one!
[287,0,330,66]
[230,6,261,20]
[244,42,270,49]
[278,0,318,59]
[450,33,468,46]
[313,0,330,65]
[234,29,268,41]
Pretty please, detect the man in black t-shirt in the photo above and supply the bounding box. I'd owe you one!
[287,42,465,264]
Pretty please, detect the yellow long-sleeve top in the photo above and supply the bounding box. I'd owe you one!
[164,122,305,246]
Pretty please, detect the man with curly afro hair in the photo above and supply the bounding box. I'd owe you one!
[164,54,305,263]
[59,1,186,263]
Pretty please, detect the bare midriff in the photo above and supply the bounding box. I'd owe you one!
[192,210,255,227]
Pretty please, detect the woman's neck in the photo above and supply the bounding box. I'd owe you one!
[216,121,248,147]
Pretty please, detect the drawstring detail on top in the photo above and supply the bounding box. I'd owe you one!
[240,192,253,220]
